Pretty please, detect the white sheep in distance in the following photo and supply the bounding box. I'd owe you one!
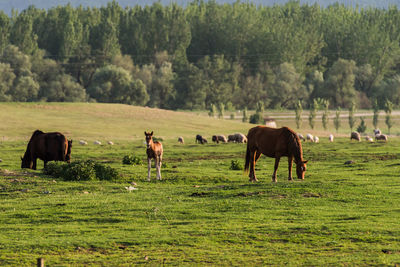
[375,134,388,142]
[297,133,306,141]
[79,140,88,145]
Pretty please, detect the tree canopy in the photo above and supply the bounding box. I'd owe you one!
[1,1,400,109]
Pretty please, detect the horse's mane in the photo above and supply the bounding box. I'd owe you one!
[283,127,303,163]
[29,130,44,142]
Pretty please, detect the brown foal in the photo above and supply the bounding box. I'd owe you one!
[144,131,163,181]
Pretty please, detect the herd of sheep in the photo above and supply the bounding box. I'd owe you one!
[75,128,388,147]
[179,133,248,145]
[298,129,388,143]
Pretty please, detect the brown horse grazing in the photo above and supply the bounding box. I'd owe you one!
[145,131,163,181]
[244,126,308,182]
[21,130,72,170]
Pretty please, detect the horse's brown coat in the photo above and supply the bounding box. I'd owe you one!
[21,130,72,170]
[244,126,307,182]
[145,131,163,181]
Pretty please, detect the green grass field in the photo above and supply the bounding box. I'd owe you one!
[0,103,399,266]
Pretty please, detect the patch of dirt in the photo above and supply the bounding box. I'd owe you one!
[0,169,35,177]
[381,249,400,254]
[270,194,287,199]
[190,192,211,197]
[302,192,322,198]
[237,191,265,197]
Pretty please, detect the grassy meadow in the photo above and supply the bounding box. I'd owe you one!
[0,103,399,266]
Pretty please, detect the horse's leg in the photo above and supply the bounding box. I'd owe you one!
[147,158,151,181]
[32,158,37,170]
[158,155,162,180]
[288,156,293,181]
[272,157,281,182]
[155,156,161,180]
[249,150,259,182]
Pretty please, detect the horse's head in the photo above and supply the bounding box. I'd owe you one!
[66,140,72,163]
[21,156,30,169]
[296,160,308,179]
[144,131,153,148]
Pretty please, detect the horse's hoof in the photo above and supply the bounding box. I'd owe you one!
[288,177,293,181]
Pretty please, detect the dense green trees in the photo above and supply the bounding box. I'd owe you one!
[1,1,400,110]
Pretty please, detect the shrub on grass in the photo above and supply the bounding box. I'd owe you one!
[122,155,142,165]
[62,161,97,181]
[249,113,264,124]
[44,160,120,181]
[44,161,67,177]
[152,137,163,142]
[93,162,120,181]
[230,160,243,170]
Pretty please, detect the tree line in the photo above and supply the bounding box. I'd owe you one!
[1,1,400,111]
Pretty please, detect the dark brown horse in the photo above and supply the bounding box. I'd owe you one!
[21,130,72,170]
[145,131,163,181]
[244,126,308,182]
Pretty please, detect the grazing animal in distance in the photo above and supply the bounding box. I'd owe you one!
[94,140,101,145]
[21,130,71,170]
[212,135,228,144]
[373,129,381,135]
[196,134,207,144]
[350,132,361,142]
[244,126,308,182]
[107,141,114,145]
[228,134,235,142]
[297,134,306,141]
[375,134,388,142]
[313,136,319,143]
[178,137,184,144]
[145,131,163,181]
[235,133,247,143]
[329,134,334,142]
[306,134,314,142]
[228,133,247,143]
[79,140,88,145]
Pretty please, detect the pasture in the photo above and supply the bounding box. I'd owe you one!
[0,103,399,266]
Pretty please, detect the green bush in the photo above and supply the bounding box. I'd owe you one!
[152,137,163,142]
[44,161,67,177]
[62,161,97,181]
[44,160,120,181]
[94,163,120,181]
[122,155,142,165]
[249,113,264,124]
[230,160,243,170]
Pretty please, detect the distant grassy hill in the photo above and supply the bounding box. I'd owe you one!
[0,102,252,141]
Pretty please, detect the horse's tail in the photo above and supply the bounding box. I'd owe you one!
[244,142,251,174]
